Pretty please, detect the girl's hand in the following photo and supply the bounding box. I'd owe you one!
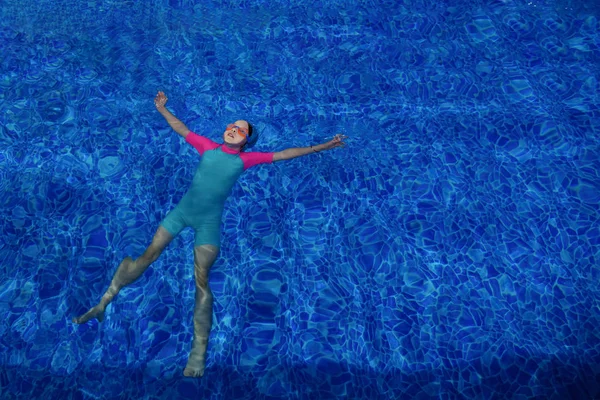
[322,134,348,150]
[154,91,168,109]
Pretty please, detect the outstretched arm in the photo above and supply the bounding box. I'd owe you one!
[273,134,348,162]
[154,91,191,138]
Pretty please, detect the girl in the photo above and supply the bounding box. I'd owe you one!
[73,91,347,377]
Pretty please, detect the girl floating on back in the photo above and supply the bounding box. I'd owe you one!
[73,91,347,377]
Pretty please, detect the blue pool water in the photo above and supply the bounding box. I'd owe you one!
[1,0,599,398]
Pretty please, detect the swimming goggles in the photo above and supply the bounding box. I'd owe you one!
[227,124,249,138]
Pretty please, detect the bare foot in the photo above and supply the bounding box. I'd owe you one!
[183,345,207,377]
[72,305,105,324]
[183,364,205,378]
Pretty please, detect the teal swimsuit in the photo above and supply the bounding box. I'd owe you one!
[160,132,274,248]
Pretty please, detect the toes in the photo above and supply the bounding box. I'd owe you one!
[183,368,204,378]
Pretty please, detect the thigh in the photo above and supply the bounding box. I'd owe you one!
[159,207,187,238]
[149,225,175,253]
[192,222,221,249]
[193,245,220,288]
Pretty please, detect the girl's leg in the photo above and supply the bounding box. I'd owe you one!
[183,244,220,377]
[73,226,175,324]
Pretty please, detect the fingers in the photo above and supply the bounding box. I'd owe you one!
[333,133,347,148]
[154,91,168,108]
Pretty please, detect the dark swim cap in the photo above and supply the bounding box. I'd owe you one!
[244,124,259,149]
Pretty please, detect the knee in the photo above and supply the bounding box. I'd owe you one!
[194,269,210,290]
[195,277,210,291]
[152,250,162,262]
[143,248,161,263]
[195,285,212,306]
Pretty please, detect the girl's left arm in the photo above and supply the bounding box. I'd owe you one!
[273,134,348,162]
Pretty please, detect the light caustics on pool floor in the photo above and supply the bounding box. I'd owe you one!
[0,0,599,399]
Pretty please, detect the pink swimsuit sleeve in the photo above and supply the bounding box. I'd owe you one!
[185,132,220,155]
[240,152,275,170]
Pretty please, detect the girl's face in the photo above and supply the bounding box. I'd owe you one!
[223,120,249,150]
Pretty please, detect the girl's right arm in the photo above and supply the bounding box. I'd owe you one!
[154,91,190,138]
